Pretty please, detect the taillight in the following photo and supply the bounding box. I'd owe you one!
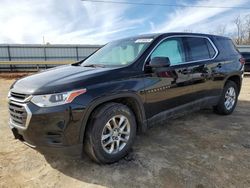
[239,57,245,65]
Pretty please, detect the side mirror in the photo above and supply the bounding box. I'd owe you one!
[149,57,170,68]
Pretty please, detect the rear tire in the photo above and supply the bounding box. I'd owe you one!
[84,102,137,164]
[213,80,238,115]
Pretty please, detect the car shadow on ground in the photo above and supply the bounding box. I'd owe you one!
[44,100,250,188]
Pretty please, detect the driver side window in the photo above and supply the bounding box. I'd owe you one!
[151,38,185,66]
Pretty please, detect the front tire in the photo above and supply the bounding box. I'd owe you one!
[213,80,239,115]
[84,103,137,164]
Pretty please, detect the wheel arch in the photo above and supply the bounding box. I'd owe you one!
[79,93,147,144]
[225,74,242,92]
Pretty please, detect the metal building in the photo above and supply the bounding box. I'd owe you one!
[0,44,101,71]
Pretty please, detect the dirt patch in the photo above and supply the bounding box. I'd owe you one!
[1,77,250,188]
[0,72,33,80]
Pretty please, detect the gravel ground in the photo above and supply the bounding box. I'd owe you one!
[0,76,250,188]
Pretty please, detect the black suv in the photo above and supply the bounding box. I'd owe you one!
[8,33,244,163]
[241,52,250,72]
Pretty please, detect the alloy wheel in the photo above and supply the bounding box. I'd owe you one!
[224,86,236,110]
[101,115,130,154]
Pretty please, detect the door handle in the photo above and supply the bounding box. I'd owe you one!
[217,63,222,68]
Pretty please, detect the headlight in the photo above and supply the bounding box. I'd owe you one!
[31,89,86,107]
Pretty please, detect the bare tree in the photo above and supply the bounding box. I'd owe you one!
[213,24,227,36]
[233,15,245,45]
[208,14,250,45]
[244,14,250,44]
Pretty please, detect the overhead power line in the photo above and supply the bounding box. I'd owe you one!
[81,0,250,10]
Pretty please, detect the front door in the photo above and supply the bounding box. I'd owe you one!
[143,37,195,118]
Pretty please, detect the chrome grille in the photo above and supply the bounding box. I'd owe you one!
[10,92,29,102]
[9,102,27,127]
[8,91,31,128]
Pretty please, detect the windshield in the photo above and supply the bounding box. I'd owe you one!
[81,38,153,67]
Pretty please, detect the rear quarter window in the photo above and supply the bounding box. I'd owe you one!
[217,38,239,57]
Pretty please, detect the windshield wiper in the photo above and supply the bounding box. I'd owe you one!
[83,64,105,68]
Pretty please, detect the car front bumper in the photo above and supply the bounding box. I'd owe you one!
[9,100,86,158]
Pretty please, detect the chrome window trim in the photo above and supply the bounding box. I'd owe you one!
[8,99,32,130]
[142,35,219,71]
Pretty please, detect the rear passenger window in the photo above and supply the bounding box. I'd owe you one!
[185,37,215,61]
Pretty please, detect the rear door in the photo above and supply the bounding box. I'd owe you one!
[182,36,220,101]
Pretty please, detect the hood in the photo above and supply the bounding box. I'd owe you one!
[11,65,114,94]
